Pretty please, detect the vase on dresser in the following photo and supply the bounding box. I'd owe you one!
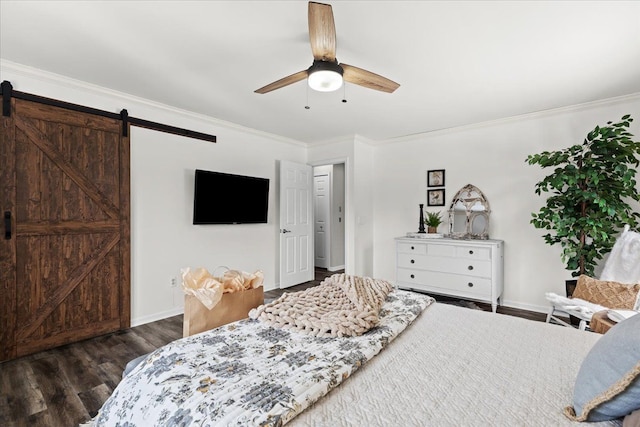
[418,204,426,234]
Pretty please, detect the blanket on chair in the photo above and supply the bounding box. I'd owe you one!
[601,225,640,286]
[545,292,607,317]
[249,274,393,337]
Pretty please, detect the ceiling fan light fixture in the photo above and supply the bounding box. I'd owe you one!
[307,60,343,92]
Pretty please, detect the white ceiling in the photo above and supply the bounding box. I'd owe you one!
[2,1,640,144]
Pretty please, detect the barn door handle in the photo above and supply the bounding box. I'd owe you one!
[4,211,11,240]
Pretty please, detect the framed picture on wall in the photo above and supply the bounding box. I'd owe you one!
[427,169,445,187]
[427,189,445,206]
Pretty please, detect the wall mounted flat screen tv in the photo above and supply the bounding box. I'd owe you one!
[193,169,269,224]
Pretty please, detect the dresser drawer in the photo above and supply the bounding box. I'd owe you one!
[455,245,491,260]
[426,243,456,257]
[397,242,427,255]
[404,242,491,260]
[397,268,492,297]
[397,253,492,278]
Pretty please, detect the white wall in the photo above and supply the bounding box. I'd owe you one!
[371,94,640,312]
[353,137,376,275]
[1,61,307,325]
[130,125,306,325]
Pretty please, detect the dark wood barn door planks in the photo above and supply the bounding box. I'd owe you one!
[0,97,130,361]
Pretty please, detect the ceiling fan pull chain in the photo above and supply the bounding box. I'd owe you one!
[305,84,311,110]
[342,83,347,103]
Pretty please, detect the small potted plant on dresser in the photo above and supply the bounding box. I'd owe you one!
[425,211,443,234]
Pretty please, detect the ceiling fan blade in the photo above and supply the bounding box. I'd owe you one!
[308,2,336,61]
[341,63,400,93]
[254,70,308,94]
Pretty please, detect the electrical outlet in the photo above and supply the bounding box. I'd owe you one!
[170,277,178,288]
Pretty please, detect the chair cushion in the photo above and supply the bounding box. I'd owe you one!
[572,275,640,310]
[565,313,640,421]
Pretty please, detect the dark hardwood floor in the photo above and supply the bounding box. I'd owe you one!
[1,268,546,427]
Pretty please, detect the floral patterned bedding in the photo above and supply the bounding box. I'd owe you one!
[91,289,434,427]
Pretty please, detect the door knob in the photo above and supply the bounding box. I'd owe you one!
[281,229,292,233]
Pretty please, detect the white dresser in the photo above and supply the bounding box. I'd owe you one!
[395,237,504,312]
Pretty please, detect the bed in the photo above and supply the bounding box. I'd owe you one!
[88,288,627,426]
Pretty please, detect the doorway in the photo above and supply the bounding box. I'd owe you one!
[313,163,345,272]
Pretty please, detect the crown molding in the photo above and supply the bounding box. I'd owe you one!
[376,92,640,145]
[0,59,306,148]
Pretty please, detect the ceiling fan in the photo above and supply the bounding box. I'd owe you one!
[254,1,400,94]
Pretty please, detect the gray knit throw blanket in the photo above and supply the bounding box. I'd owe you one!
[248,274,394,337]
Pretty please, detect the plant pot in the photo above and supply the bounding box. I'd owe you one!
[427,226,438,233]
[565,279,578,297]
[565,279,580,327]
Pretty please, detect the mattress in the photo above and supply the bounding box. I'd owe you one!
[289,302,620,426]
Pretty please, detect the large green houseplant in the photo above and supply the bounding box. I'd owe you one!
[526,115,640,279]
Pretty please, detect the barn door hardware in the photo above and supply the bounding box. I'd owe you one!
[120,109,129,137]
[0,80,217,143]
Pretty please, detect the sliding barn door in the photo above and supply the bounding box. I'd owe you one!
[0,97,130,361]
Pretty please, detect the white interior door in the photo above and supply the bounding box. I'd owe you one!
[279,160,314,288]
[314,174,330,268]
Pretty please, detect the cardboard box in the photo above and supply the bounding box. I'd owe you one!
[183,287,264,337]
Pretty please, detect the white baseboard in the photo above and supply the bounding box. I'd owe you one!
[263,283,278,291]
[328,265,345,272]
[131,307,184,327]
[501,299,550,315]
[128,295,550,327]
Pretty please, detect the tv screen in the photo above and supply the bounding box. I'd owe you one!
[193,169,269,224]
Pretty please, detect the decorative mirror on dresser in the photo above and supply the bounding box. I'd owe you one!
[448,184,491,239]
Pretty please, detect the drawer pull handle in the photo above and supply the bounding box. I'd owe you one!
[411,259,415,264]
[410,274,415,279]
[468,282,474,287]
[468,265,474,270]
[469,250,474,255]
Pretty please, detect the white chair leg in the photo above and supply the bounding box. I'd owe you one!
[579,319,587,331]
